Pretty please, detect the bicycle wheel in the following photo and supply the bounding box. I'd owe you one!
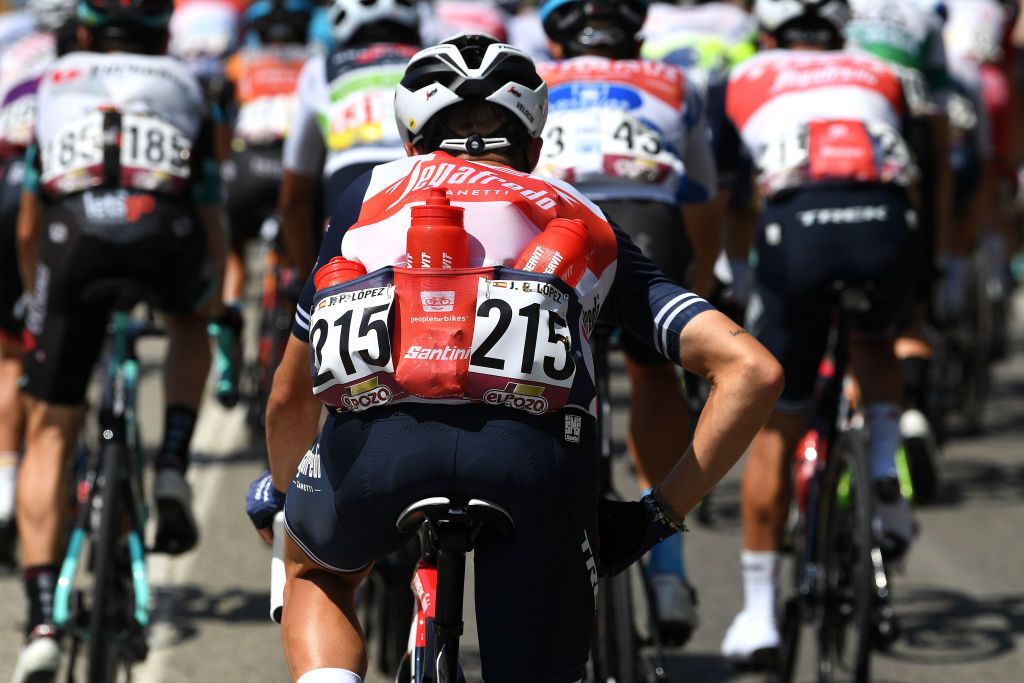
[87,441,125,683]
[774,596,802,683]
[815,431,874,683]
[592,566,642,683]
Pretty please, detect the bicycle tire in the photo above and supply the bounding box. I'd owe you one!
[815,431,874,683]
[958,253,993,434]
[593,567,642,683]
[87,441,125,683]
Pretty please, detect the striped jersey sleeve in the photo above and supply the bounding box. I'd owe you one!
[600,226,715,362]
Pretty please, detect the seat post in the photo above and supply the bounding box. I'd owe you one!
[433,525,470,683]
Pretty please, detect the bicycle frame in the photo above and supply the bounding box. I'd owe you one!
[53,310,154,664]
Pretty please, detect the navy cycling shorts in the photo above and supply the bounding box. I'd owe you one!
[749,185,921,413]
[285,404,598,683]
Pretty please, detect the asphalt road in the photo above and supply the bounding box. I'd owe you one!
[2,291,1023,683]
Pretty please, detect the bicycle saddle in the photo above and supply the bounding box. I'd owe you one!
[831,281,874,314]
[396,497,515,542]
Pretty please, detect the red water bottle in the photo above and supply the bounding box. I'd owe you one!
[513,217,593,287]
[794,429,826,514]
[314,256,367,291]
[406,188,467,269]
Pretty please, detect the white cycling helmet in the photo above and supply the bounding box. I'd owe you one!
[29,0,75,31]
[394,33,547,157]
[326,0,420,47]
[754,0,851,38]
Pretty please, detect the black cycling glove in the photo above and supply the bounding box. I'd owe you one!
[597,492,686,578]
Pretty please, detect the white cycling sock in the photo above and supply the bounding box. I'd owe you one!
[739,550,778,622]
[866,403,901,480]
[0,452,17,521]
[296,669,362,683]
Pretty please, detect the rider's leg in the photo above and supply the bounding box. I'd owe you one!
[153,313,210,554]
[852,335,916,557]
[282,534,370,682]
[0,337,24,553]
[17,399,83,622]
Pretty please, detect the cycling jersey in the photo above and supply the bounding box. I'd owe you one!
[33,52,210,198]
[506,7,550,62]
[225,44,309,146]
[292,152,714,415]
[0,10,34,55]
[847,0,951,98]
[641,1,757,72]
[283,43,419,191]
[726,49,917,198]
[535,57,717,205]
[21,51,218,404]
[0,29,54,158]
[944,0,1010,66]
[423,0,509,44]
[168,0,241,62]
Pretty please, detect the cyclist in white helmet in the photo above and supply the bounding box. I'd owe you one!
[721,0,924,667]
[248,33,782,683]
[279,0,421,283]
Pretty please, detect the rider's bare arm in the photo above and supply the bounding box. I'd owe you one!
[266,335,322,493]
[278,170,320,282]
[655,311,782,519]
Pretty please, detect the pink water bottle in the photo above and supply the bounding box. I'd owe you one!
[513,217,593,287]
[406,188,467,269]
[314,256,367,292]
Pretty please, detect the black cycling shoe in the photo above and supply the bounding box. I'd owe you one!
[0,518,17,569]
[728,647,780,672]
[153,468,198,555]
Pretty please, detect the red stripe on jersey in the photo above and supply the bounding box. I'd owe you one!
[354,153,618,278]
[537,59,686,109]
[727,53,905,131]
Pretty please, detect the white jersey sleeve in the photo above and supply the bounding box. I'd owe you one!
[283,55,327,178]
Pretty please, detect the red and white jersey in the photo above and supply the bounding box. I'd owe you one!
[296,152,715,416]
[0,30,55,156]
[726,49,917,197]
[536,57,717,205]
[35,52,207,197]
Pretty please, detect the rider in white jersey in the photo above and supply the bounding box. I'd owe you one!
[11,0,223,679]
[279,0,420,281]
[642,1,758,72]
[0,0,74,568]
[721,0,923,667]
[536,0,720,644]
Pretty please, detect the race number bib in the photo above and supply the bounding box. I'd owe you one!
[467,279,576,415]
[119,114,192,193]
[325,70,403,152]
[234,95,295,144]
[540,109,680,185]
[41,110,105,196]
[0,94,36,151]
[309,283,398,411]
[757,119,916,197]
[41,111,192,196]
[309,269,579,416]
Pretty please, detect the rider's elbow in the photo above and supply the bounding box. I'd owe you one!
[743,350,785,407]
